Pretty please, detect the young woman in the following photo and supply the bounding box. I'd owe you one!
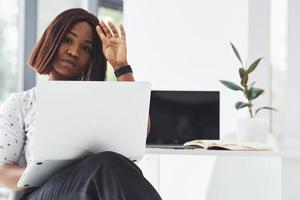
[0,8,161,200]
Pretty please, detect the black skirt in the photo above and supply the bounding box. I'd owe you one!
[19,151,162,200]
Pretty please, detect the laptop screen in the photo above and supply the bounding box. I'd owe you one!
[146,90,219,146]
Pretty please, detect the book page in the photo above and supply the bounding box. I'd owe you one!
[183,140,211,149]
[184,140,273,151]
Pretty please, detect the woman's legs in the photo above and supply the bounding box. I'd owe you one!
[22,152,162,200]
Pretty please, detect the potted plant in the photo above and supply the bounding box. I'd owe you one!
[220,42,277,143]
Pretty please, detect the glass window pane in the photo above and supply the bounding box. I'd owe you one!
[0,0,19,197]
[0,0,19,103]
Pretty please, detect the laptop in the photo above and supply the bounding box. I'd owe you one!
[17,81,151,188]
[146,90,219,149]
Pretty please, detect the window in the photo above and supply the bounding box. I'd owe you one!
[0,0,19,103]
[0,0,19,198]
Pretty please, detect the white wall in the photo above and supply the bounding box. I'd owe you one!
[283,0,300,150]
[248,0,271,119]
[126,0,280,199]
[125,0,249,135]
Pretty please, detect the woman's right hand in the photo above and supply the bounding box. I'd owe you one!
[96,20,128,70]
[0,163,26,191]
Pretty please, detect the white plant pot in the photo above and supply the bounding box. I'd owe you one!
[237,118,269,143]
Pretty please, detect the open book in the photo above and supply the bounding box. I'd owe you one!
[183,140,273,151]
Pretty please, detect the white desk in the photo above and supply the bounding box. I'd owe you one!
[146,148,300,200]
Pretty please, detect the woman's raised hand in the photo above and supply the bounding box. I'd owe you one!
[96,20,128,70]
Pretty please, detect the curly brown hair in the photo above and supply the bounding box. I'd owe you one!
[28,8,107,81]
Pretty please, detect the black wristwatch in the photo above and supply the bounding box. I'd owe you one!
[114,65,133,77]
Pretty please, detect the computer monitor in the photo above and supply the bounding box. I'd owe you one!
[147,90,219,147]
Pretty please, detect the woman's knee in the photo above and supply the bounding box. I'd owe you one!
[82,151,129,169]
[91,151,126,163]
[76,151,143,179]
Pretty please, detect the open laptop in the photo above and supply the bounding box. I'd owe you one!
[17,81,151,188]
[146,90,219,149]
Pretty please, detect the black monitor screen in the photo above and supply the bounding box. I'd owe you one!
[147,90,219,145]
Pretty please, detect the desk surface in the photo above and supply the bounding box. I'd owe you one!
[146,148,300,158]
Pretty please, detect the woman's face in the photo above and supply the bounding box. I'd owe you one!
[51,21,93,80]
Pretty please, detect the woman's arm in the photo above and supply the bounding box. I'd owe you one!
[0,94,26,191]
[96,21,151,136]
[0,163,25,191]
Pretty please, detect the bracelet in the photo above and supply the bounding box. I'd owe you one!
[114,65,133,77]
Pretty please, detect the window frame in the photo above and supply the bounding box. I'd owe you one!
[19,0,37,91]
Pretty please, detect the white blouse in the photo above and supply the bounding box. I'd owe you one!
[0,88,36,165]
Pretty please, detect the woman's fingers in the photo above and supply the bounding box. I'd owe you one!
[96,25,108,46]
[96,25,104,39]
[120,24,126,40]
[107,21,119,38]
[98,20,126,41]
[97,20,126,56]
[99,20,113,38]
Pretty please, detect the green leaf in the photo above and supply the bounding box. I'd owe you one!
[255,107,278,116]
[248,87,264,100]
[230,42,243,66]
[235,101,251,110]
[220,80,243,91]
[239,68,246,79]
[247,58,263,74]
[239,68,248,87]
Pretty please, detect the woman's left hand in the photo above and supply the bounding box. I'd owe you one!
[96,20,128,70]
